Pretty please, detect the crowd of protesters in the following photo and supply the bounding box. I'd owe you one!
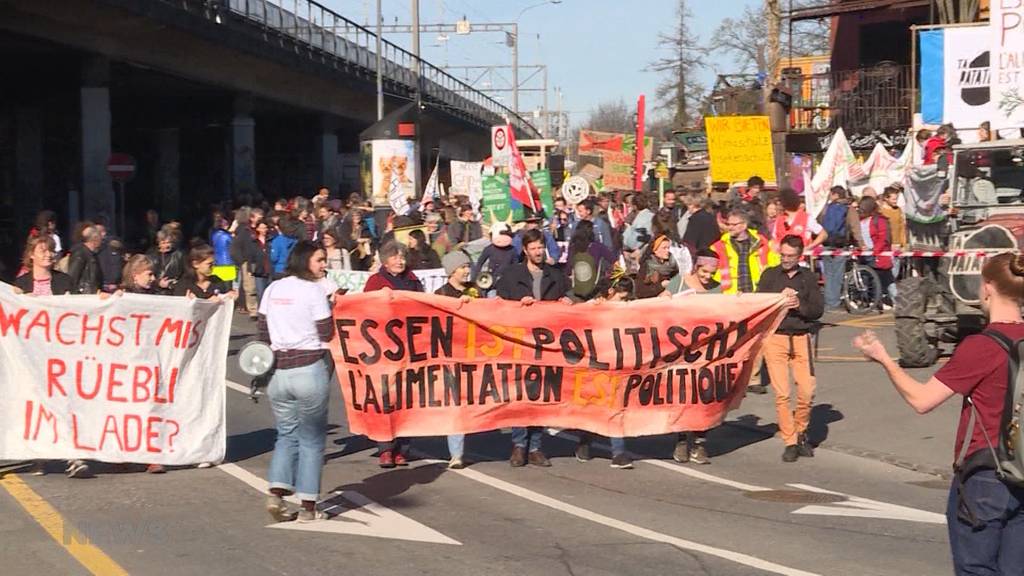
[11,177,902,502]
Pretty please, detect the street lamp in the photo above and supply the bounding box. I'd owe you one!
[511,0,562,115]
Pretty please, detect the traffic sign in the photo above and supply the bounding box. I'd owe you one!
[491,125,510,167]
[106,153,136,183]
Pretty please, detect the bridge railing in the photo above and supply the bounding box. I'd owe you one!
[222,0,538,136]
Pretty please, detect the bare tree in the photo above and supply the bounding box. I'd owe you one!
[582,99,634,134]
[647,0,705,129]
[709,1,830,76]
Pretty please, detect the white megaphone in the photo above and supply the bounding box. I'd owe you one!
[238,341,275,402]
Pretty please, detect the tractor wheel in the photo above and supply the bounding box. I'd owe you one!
[894,276,939,368]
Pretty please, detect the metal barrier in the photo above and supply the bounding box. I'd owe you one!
[219,0,538,135]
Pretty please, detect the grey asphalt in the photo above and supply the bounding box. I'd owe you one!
[0,310,960,576]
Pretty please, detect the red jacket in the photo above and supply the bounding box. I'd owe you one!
[862,215,892,270]
[363,269,424,292]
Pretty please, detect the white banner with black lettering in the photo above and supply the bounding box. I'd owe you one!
[0,285,231,464]
[326,268,448,295]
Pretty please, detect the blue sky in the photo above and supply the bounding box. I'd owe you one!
[324,0,762,123]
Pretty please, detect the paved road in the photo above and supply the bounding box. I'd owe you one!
[1,311,959,576]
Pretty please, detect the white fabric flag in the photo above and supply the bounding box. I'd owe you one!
[419,159,439,212]
[0,286,231,464]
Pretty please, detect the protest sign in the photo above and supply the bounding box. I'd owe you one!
[705,116,776,184]
[330,291,787,441]
[450,161,483,213]
[482,173,515,224]
[369,139,416,212]
[601,150,636,190]
[919,26,992,127]
[529,169,555,217]
[0,287,231,464]
[326,269,448,295]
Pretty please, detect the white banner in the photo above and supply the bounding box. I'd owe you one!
[450,161,483,214]
[943,26,993,128]
[992,1,1024,129]
[326,268,448,295]
[0,286,231,464]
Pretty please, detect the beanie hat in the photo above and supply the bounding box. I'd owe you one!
[442,251,472,277]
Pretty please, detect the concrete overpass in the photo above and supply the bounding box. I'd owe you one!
[0,0,537,269]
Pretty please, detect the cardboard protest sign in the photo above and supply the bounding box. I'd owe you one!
[0,286,231,464]
[331,291,788,441]
[705,116,776,184]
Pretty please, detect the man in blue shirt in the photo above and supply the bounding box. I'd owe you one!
[512,213,561,264]
[568,198,613,251]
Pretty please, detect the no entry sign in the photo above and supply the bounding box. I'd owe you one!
[491,125,510,166]
[107,153,136,183]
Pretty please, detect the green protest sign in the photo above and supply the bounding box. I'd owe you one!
[482,174,512,225]
[530,169,555,217]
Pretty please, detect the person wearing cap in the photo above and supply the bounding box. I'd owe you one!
[512,212,561,264]
[472,223,517,289]
[436,251,472,298]
[434,252,476,468]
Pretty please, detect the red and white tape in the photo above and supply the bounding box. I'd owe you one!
[803,248,1018,258]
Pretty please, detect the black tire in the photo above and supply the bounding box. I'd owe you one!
[894,276,939,368]
[842,265,881,315]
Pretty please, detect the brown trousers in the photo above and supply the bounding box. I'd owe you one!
[241,262,258,315]
[763,333,815,446]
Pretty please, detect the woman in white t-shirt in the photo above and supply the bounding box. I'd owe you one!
[258,240,335,523]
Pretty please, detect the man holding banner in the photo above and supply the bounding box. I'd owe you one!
[496,228,571,467]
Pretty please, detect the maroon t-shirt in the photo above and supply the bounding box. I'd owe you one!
[934,323,1024,462]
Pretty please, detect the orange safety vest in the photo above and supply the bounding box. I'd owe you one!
[711,230,780,294]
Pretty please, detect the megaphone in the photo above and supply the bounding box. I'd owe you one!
[238,341,275,403]
[238,341,275,377]
[475,271,494,290]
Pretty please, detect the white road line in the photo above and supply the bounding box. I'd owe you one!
[640,458,770,492]
[554,431,770,493]
[225,379,252,396]
[446,464,821,576]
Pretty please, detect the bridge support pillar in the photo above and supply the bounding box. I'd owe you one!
[80,56,113,226]
[155,128,180,220]
[315,116,340,195]
[227,97,256,199]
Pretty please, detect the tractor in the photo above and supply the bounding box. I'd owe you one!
[895,138,1024,367]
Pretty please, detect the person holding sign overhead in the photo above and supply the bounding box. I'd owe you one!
[495,228,572,467]
[258,240,335,523]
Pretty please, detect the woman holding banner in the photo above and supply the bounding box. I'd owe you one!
[14,234,89,478]
[364,240,423,467]
[259,240,335,522]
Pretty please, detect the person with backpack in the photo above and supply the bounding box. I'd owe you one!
[820,186,852,311]
[854,252,1024,574]
[567,219,615,300]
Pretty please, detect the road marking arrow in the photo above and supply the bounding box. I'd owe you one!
[217,462,461,545]
[788,483,946,524]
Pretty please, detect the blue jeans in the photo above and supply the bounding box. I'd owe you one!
[255,276,269,306]
[889,257,901,301]
[447,434,464,459]
[947,470,1024,575]
[821,255,848,309]
[267,360,331,502]
[511,427,543,452]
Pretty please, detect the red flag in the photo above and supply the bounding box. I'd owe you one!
[506,124,540,213]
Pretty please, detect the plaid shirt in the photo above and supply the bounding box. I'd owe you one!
[733,237,754,293]
[258,315,333,370]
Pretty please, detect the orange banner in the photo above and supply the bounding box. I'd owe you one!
[330,291,788,441]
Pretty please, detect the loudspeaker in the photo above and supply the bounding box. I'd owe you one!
[238,341,275,377]
[549,154,565,188]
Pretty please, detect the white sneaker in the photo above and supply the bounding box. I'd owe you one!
[196,462,214,469]
[297,509,328,523]
[447,457,466,470]
[266,495,297,522]
[66,460,92,478]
